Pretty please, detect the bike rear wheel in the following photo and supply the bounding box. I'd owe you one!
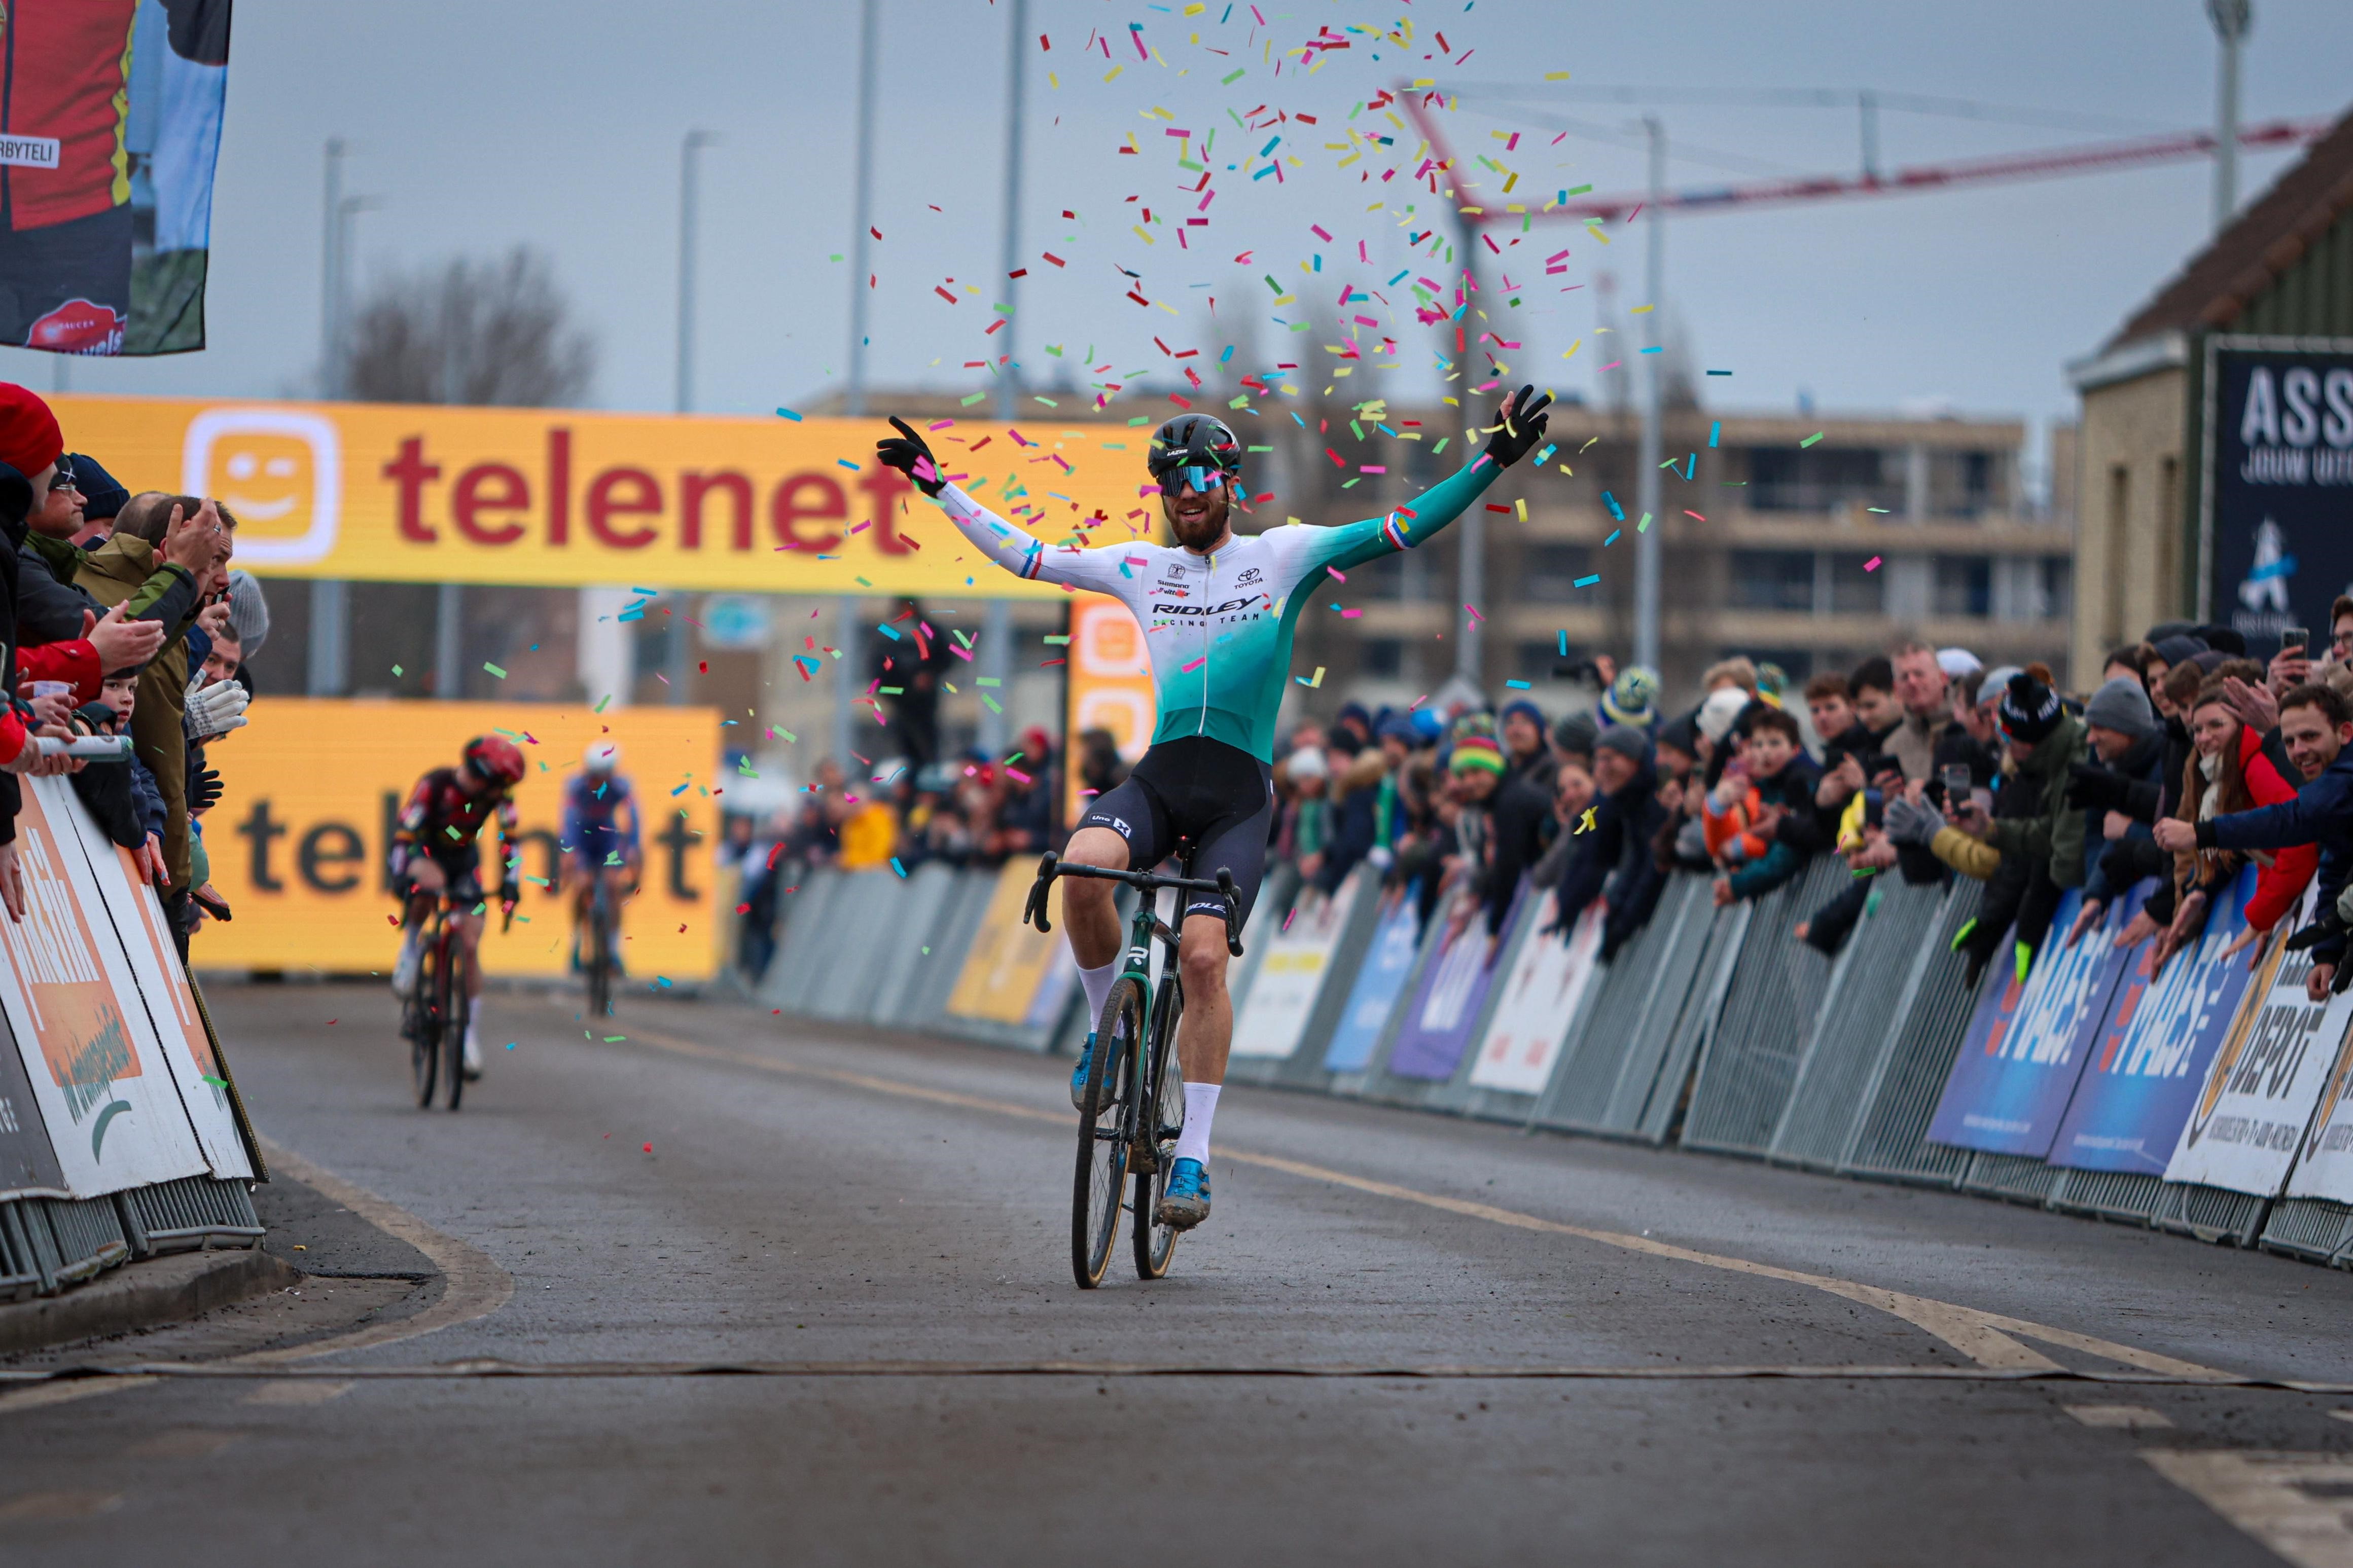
[411,938,441,1109]
[441,937,470,1111]
[1133,974,1185,1280]
[1073,977,1142,1289]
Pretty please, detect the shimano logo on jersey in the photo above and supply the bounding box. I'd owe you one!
[1154,597,1258,617]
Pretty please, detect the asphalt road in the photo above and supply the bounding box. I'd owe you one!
[6,978,2353,1565]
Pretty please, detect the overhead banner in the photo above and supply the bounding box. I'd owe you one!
[2163,904,2353,1197]
[1386,884,1525,1082]
[1469,893,1603,1096]
[0,4,230,356]
[1322,887,1424,1073]
[1231,872,1363,1061]
[1927,885,2147,1157]
[2204,338,2353,641]
[200,698,721,979]
[2048,868,2259,1175]
[50,395,1162,598]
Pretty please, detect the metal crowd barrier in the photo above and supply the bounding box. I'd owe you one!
[1681,857,1848,1157]
[2261,1198,2353,1266]
[0,1195,130,1301]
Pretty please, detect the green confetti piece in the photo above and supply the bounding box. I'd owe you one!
[483,662,507,678]
[594,694,612,713]
[981,694,1004,714]
[390,664,404,677]
[961,391,988,406]
[1799,431,1825,448]
[1221,67,1244,84]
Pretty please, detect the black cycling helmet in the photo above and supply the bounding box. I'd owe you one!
[1147,414,1242,482]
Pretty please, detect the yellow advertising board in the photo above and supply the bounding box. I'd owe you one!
[198,698,721,979]
[48,394,1165,599]
[1062,595,1158,825]
[945,859,1067,1026]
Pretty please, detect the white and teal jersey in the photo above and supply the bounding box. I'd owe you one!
[933,458,1501,763]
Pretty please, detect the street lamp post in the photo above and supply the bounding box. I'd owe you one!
[977,0,1028,756]
[2208,0,2253,233]
[1632,118,1665,677]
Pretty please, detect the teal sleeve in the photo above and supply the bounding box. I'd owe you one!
[1326,455,1503,572]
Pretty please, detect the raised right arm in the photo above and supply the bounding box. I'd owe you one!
[933,483,1128,595]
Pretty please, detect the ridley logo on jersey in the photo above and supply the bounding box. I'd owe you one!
[1155,598,1260,617]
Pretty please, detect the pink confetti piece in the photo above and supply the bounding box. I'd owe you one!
[1182,656,1207,673]
[1864,556,1882,572]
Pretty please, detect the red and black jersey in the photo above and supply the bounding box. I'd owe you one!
[389,767,517,884]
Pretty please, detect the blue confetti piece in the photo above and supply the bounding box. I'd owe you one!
[1574,574,1600,588]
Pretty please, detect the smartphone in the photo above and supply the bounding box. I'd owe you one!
[2284,627,2310,654]
[1941,763,1974,800]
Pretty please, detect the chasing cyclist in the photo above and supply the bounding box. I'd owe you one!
[389,736,526,1079]
[563,741,641,977]
[876,384,1551,1230]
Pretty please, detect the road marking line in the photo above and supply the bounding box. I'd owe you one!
[2065,1404,2176,1429]
[2333,1410,2353,1425]
[610,1020,2233,1382]
[2145,1451,2353,1567]
[0,1139,513,1417]
[0,1490,123,1521]
[242,1380,354,1406]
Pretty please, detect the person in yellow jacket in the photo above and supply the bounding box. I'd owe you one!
[836,794,901,870]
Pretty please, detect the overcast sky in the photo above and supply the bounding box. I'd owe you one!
[16,0,2353,496]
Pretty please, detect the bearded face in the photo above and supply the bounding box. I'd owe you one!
[1163,477,1231,552]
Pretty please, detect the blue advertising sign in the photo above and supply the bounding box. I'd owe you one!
[1926,884,2150,1156]
[1322,889,1424,1073]
[1387,885,1527,1081]
[2049,867,2260,1175]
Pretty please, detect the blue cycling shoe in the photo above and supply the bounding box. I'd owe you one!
[1156,1158,1211,1229]
[1070,1034,1096,1111]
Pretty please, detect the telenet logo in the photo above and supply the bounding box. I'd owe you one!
[182,409,342,566]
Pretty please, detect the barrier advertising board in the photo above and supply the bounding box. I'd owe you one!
[2163,906,2353,1196]
[2283,1008,2353,1205]
[45,778,251,1180]
[1064,597,1157,827]
[2203,339,2353,645]
[1387,885,1526,1081]
[1469,894,1603,1095]
[947,860,1071,1027]
[1927,885,2147,1156]
[50,396,1154,598]
[2049,868,2258,1175]
[1323,889,1424,1073]
[201,699,721,980]
[0,781,208,1198]
[1231,874,1362,1060]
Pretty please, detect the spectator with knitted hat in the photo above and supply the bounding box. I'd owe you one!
[1600,665,1659,732]
[1499,698,1554,793]
[1952,670,2089,901]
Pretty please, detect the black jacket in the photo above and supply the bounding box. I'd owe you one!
[1555,755,1669,960]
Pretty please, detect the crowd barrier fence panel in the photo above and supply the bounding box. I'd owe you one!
[906,872,996,1035]
[1459,895,1609,1125]
[2046,868,2259,1229]
[0,1193,130,1298]
[809,871,909,1024]
[1768,876,1951,1172]
[1317,888,1428,1079]
[115,1173,264,1256]
[1327,888,1454,1101]
[1834,885,1986,1188]
[1222,865,1296,1031]
[758,868,845,1014]
[940,860,1085,1052]
[2260,1198,2353,1266]
[1416,890,1553,1120]
[1637,897,1751,1145]
[1354,885,1524,1111]
[1679,857,1847,1158]
[1226,867,1378,1088]
[867,863,963,1031]
[1526,874,1709,1137]
[2266,1025,2353,1266]
[1272,873,1389,1092]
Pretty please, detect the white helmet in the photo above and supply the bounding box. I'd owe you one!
[584,741,621,776]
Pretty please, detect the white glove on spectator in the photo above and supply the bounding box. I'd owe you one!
[1885,795,1946,848]
[184,674,250,738]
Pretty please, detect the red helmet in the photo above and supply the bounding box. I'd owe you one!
[463,735,527,787]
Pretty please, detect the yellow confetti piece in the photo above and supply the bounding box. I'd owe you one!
[1104,64,1124,82]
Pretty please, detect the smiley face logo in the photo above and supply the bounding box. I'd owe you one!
[181,408,341,565]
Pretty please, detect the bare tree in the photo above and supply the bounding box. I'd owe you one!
[345,246,596,407]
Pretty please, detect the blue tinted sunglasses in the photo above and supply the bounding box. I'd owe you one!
[1158,465,1230,496]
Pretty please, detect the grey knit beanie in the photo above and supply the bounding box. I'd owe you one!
[2082,675,2157,740]
[227,570,270,656]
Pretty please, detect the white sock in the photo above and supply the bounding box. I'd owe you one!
[1174,1082,1221,1167]
[1077,958,1121,1033]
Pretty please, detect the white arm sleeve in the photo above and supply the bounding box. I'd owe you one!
[933,483,1128,594]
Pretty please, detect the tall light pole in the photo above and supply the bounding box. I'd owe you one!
[978,0,1029,756]
[321,138,346,398]
[1453,216,1484,684]
[838,1,882,767]
[2208,0,2253,232]
[1632,117,1665,677]
[675,129,718,414]
[313,138,374,699]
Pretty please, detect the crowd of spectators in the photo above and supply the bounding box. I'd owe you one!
[728,591,2353,1011]
[0,382,258,956]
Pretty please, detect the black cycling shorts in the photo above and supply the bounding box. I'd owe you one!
[1077,736,1274,925]
[402,849,484,906]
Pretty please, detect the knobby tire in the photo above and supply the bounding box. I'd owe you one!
[1133,972,1185,1280]
[1074,977,1142,1289]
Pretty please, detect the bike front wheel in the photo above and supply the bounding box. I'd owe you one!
[412,942,441,1109]
[1073,977,1142,1288]
[588,892,615,1018]
[441,938,470,1112]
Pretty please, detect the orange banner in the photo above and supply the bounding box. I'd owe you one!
[49,394,1166,599]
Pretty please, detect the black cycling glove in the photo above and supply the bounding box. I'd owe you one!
[2064,762,2128,812]
[1483,384,1553,469]
[875,416,946,498]
[187,764,223,813]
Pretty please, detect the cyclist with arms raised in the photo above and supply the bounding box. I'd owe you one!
[563,741,641,976]
[877,385,1550,1229]
[389,736,526,1079]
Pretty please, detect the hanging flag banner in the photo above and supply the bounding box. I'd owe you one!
[1322,887,1424,1073]
[1231,872,1364,1060]
[48,396,1159,598]
[0,4,231,356]
[2162,898,2353,1197]
[1469,893,1604,1095]
[2049,868,2259,1175]
[1927,885,2148,1157]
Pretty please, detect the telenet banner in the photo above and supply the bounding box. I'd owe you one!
[199,699,721,979]
[49,394,1168,599]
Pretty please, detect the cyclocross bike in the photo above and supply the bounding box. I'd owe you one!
[1024,845,1243,1288]
[401,894,510,1112]
[584,876,618,1019]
